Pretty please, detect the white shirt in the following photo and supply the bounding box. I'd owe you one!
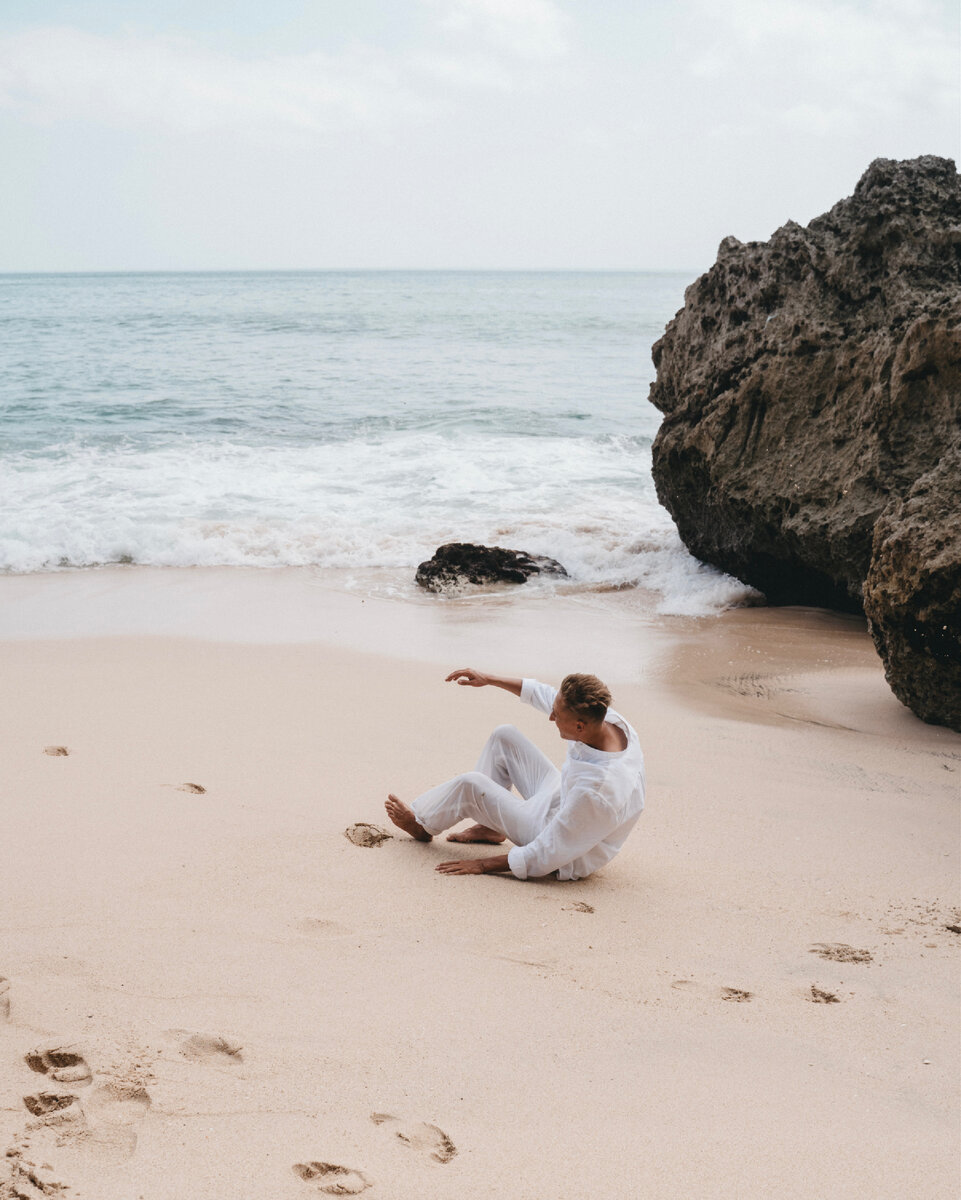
[506,679,645,881]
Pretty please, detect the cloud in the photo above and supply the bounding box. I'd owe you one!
[0,1,572,135]
[428,0,569,60]
[690,0,958,136]
[0,27,431,134]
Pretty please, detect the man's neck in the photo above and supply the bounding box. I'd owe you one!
[580,719,627,753]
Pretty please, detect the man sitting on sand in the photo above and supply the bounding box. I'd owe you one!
[385,668,645,879]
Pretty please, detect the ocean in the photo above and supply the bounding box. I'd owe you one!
[0,270,754,615]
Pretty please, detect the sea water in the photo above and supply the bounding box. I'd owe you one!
[0,270,754,615]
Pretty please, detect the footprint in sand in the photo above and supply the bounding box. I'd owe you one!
[25,1045,93,1086]
[297,917,349,936]
[293,1161,373,1195]
[3,1149,66,1200]
[43,745,69,756]
[670,979,755,1004]
[809,943,873,964]
[345,824,392,848]
[40,1081,150,1161]
[84,1080,152,1124]
[23,1092,80,1117]
[0,976,9,1020]
[370,1113,457,1163]
[177,1032,243,1063]
[81,1080,152,1159]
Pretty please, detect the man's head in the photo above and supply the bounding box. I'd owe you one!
[550,673,612,740]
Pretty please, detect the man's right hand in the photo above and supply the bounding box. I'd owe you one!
[445,667,490,687]
[445,669,523,696]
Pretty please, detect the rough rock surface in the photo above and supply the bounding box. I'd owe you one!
[649,155,961,728]
[415,543,568,592]
[864,445,961,729]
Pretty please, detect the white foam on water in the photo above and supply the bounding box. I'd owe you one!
[0,431,758,616]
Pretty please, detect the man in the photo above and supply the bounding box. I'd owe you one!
[385,667,645,879]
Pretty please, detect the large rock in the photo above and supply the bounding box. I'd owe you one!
[864,446,961,730]
[649,155,961,728]
[415,543,567,592]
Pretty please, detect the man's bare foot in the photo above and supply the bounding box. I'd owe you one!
[447,824,506,845]
[385,794,432,842]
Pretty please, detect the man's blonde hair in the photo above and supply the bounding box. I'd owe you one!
[559,673,612,724]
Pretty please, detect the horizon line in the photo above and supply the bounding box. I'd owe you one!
[0,266,701,278]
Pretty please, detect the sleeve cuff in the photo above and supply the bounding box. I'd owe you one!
[507,845,529,880]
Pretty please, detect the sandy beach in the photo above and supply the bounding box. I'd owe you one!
[1,569,958,1199]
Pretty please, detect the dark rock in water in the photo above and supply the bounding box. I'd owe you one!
[415,543,568,592]
[649,155,961,729]
[864,445,961,730]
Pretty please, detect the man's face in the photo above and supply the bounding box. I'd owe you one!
[549,696,583,741]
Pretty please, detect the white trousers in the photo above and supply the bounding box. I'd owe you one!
[411,724,561,845]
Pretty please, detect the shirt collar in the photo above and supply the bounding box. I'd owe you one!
[569,714,629,763]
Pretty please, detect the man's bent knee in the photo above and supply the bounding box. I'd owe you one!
[459,770,494,792]
[455,772,505,821]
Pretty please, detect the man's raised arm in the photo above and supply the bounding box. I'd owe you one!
[445,668,522,696]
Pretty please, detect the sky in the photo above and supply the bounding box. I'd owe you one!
[0,0,958,272]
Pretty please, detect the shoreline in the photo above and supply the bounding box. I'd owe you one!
[1,568,958,1198]
[2,563,953,741]
[0,562,732,644]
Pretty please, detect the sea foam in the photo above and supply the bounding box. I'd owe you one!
[0,430,756,615]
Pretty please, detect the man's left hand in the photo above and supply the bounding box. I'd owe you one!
[435,852,510,875]
[435,859,485,874]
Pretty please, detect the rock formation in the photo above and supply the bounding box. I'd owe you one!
[864,445,961,729]
[649,155,960,729]
[415,543,567,592]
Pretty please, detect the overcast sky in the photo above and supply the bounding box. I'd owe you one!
[1,0,957,272]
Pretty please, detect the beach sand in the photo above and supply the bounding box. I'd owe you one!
[1,569,958,1199]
